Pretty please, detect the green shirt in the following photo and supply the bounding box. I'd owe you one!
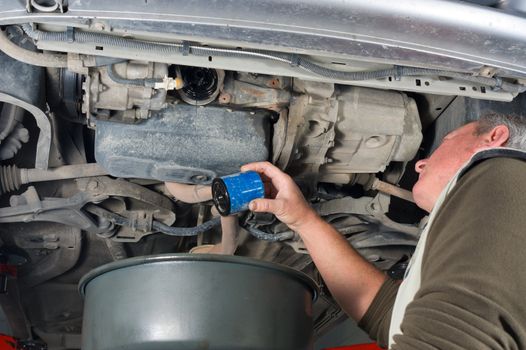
[359,156,526,349]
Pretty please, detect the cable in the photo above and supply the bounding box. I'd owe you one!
[152,217,221,237]
[244,225,295,242]
[19,24,526,93]
[85,204,221,237]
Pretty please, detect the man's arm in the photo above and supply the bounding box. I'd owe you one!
[241,162,386,321]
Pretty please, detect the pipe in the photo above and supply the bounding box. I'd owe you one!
[152,217,221,236]
[104,240,128,261]
[371,178,415,203]
[0,163,109,195]
[0,28,67,68]
[164,182,212,203]
[207,215,239,255]
[22,163,108,183]
[19,24,526,93]
[244,225,295,242]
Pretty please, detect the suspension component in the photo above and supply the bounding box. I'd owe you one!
[0,163,108,195]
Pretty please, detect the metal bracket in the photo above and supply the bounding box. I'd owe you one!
[0,186,108,234]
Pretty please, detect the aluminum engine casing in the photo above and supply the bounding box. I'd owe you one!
[94,104,270,184]
[281,84,422,184]
[84,61,168,121]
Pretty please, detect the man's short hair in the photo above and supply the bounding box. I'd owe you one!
[476,111,526,151]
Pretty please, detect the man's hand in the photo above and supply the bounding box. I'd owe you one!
[240,162,318,231]
[242,161,386,322]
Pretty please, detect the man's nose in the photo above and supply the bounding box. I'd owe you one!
[415,159,427,173]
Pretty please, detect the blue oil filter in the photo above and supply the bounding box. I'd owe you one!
[212,171,265,216]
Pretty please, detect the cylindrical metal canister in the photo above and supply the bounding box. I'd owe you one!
[212,171,264,216]
[79,254,318,350]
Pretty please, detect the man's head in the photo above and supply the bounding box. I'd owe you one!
[412,112,526,212]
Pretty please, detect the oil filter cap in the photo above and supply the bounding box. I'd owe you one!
[212,171,264,216]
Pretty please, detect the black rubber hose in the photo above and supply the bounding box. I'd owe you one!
[244,226,295,242]
[85,204,220,236]
[152,217,221,237]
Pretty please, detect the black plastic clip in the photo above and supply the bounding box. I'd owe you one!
[394,65,403,81]
[182,41,190,56]
[290,54,300,67]
[493,76,503,91]
[66,27,75,43]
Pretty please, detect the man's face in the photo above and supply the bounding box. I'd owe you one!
[412,122,487,212]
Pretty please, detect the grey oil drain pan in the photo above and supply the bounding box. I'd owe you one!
[79,254,319,350]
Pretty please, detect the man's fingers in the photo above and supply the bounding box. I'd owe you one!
[241,162,283,180]
[248,198,284,215]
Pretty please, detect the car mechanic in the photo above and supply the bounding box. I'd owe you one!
[242,112,526,349]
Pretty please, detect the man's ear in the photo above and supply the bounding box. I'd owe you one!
[479,124,510,148]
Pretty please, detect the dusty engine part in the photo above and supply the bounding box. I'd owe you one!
[46,67,85,123]
[95,103,270,184]
[0,186,109,234]
[75,176,176,242]
[0,163,107,195]
[6,223,82,288]
[219,72,291,110]
[324,87,422,178]
[0,176,176,241]
[83,61,169,122]
[80,255,318,350]
[278,83,422,185]
[178,66,224,105]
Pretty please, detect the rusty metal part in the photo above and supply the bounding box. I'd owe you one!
[219,75,291,111]
[370,178,415,203]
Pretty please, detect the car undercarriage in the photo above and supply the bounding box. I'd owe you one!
[0,1,525,348]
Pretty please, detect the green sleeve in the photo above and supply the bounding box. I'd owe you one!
[358,277,400,348]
